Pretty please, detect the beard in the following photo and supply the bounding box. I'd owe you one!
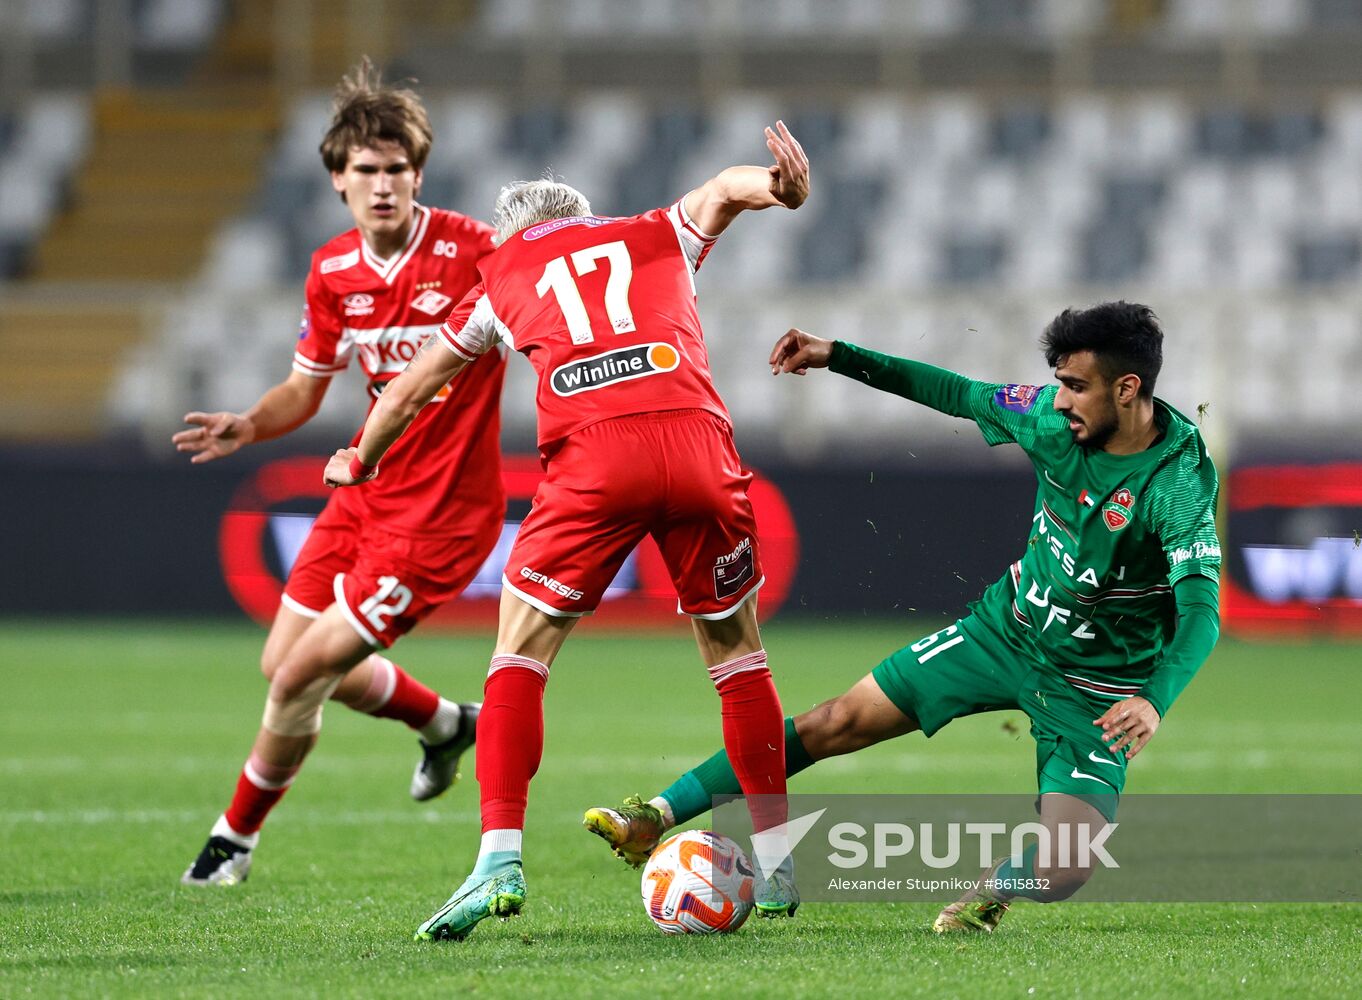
[1069,405,1119,449]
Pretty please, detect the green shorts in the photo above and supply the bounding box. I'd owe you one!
[871,595,1127,821]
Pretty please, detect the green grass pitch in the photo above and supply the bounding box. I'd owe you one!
[3,619,1359,998]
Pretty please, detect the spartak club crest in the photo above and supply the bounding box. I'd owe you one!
[1102,488,1135,532]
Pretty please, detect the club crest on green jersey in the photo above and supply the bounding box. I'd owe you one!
[1102,488,1135,531]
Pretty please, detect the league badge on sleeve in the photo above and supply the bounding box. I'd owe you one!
[1102,488,1135,531]
[995,384,1042,413]
[298,305,311,340]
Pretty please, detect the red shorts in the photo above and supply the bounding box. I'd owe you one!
[504,409,763,619]
[283,494,501,648]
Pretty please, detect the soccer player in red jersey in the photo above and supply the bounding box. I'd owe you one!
[175,61,506,886]
[326,122,811,939]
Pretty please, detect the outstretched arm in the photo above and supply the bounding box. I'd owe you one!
[769,329,978,418]
[323,338,468,487]
[173,371,330,463]
[769,329,1069,452]
[682,120,809,238]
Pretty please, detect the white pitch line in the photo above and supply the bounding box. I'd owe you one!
[0,806,603,828]
[0,755,715,777]
[0,807,447,826]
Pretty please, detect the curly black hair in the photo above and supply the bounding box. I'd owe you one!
[1041,301,1163,398]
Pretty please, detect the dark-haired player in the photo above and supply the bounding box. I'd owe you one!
[586,301,1222,933]
[176,60,505,885]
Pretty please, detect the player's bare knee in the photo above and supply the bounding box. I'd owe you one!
[790,703,834,758]
[267,666,305,704]
[270,659,329,704]
[267,631,351,701]
[263,665,343,737]
[799,696,872,757]
[259,647,283,682]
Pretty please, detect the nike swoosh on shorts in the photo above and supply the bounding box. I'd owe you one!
[1087,750,1122,768]
[1069,767,1116,788]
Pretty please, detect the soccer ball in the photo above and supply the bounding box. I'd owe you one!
[640,830,755,934]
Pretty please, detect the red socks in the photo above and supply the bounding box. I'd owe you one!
[352,655,439,729]
[476,655,549,832]
[223,752,300,837]
[711,650,788,833]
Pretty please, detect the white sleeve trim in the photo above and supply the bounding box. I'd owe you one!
[672,193,719,241]
[438,293,513,357]
[666,195,718,274]
[437,331,480,362]
[292,352,347,377]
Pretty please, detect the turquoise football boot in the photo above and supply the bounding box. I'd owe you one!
[414,862,526,942]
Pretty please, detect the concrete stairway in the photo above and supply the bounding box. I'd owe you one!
[0,297,147,439]
[29,88,276,282]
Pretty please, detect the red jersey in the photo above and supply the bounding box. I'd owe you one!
[437,198,729,452]
[294,204,505,536]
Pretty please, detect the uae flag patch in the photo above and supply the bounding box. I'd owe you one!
[1077,489,1096,509]
[1102,488,1135,531]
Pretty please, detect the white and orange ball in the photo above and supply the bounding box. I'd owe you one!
[641,830,755,935]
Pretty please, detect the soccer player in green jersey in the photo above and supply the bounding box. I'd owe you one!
[585,301,1222,932]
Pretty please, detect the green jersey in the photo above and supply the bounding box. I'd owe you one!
[829,341,1221,694]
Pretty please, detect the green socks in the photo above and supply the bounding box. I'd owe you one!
[659,716,816,826]
[992,843,1049,901]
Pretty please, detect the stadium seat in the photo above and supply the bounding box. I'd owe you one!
[136,0,223,49]
[0,94,90,275]
[992,105,1051,160]
[429,93,510,171]
[1296,233,1362,284]
[15,94,91,169]
[1228,219,1290,289]
[461,0,1362,41]
[21,0,87,42]
[1312,0,1362,29]
[199,217,288,291]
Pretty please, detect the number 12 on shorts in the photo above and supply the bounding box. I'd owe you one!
[535,240,636,344]
[359,575,412,633]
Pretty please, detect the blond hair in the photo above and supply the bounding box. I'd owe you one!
[493,178,592,243]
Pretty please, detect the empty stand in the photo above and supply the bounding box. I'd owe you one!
[6,1,1362,448]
